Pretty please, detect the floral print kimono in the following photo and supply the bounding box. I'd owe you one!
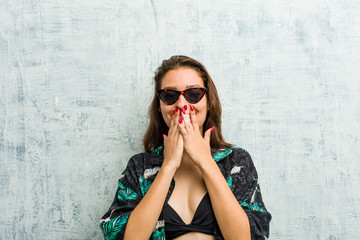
[100,146,271,239]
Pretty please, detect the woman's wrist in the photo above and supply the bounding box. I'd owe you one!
[160,162,178,176]
[197,155,217,175]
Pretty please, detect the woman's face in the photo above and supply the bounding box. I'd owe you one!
[159,67,208,133]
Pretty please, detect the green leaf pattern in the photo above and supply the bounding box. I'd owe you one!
[151,145,164,154]
[139,175,152,196]
[212,147,234,162]
[151,228,165,240]
[240,201,266,213]
[226,176,233,189]
[100,213,130,240]
[117,181,139,201]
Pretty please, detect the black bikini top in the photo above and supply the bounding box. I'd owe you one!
[163,193,217,239]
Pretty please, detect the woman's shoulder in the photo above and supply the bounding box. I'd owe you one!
[125,146,164,169]
[212,145,250,157]
[129,145,163,158]
[230,146,252,158]
[213,145,254,165]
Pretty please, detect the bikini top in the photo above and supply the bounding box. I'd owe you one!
[163,193,217,239]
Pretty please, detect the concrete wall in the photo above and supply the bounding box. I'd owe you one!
[1,1,359,239]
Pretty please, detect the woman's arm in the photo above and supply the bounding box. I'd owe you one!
[124,106,184,240]
[178,109,251,240]
[199,157,251,240]
[178,106,270,239]
[124,165,176,240]
[217,149,271,239]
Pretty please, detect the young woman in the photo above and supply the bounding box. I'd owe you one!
[100,56,271,240]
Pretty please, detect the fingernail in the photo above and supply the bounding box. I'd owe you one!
[184,105,187,110]
[190,105,194,111]
[182,109,186,114]
[210,126,215,133]
[176,106,178,112]
[179,119,182,124]
[162,134,165,138]
[172,110,175,116]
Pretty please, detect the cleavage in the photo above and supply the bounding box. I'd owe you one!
[167,192,208,225]
[167,180,208,225]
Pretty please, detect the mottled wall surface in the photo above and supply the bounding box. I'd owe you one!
[0,0,359,239]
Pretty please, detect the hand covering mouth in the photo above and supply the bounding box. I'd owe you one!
[181,112,190,123]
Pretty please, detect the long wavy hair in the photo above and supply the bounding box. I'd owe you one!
[143,55,231,152]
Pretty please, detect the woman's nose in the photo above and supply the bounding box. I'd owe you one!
[176,95,188,109]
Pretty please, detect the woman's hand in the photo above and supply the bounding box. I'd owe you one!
[162,107,184,170]
[178,105,214,166]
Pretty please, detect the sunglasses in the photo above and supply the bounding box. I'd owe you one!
[156,87,207,105]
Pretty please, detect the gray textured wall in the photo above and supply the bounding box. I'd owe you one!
[1,0,359,239]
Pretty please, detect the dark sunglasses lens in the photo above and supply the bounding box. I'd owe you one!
[160,91,179,104]
[185,89,205,103]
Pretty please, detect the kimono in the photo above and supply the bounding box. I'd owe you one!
[100,145,271,239]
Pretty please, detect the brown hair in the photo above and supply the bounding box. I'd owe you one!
[143,55,231,152]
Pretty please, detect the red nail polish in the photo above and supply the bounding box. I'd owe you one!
[184,105,187,110]
[182,109,186,114]
[210,126,215,133]
[190,105,194,111]
[176,106,178,112]
[172,110,175,116]
[162,134,165,138]
[179,119,182,124]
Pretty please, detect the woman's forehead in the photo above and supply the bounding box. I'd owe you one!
[160,68,204,89]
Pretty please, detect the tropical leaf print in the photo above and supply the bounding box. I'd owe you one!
[100,213,130,240]
[151,228,165,240]
[240,201,266,213]
[151,145,164,154]
[212,147,234,162]
[117,181,139,201]
[139,175,152,196]
[226,176,233,189]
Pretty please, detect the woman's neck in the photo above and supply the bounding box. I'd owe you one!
[178,150,201,175]
[181,151,192,165]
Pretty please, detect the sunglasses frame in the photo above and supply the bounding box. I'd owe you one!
[156,87,207,105]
